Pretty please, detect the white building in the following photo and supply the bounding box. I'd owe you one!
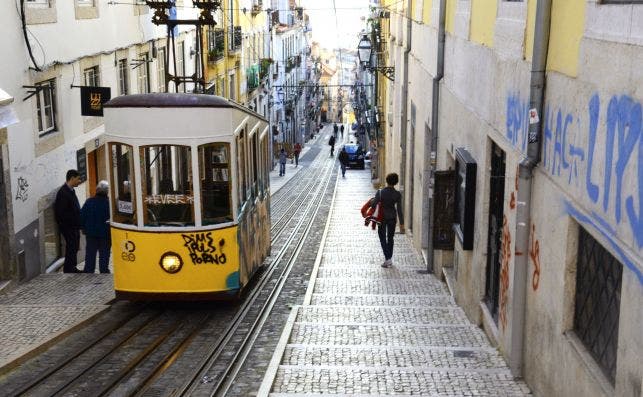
[269,1,307,146]
[0,1,197,280]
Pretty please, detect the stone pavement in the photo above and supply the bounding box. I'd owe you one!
[0,274,113,370]
[258,170,532,396]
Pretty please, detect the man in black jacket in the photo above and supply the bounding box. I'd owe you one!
[54,169,83,273]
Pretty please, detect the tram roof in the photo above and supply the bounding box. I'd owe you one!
[105,93,263,117]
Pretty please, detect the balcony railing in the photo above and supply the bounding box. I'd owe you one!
[207,28,225,63]
[251,0,262,15]
[228,26,242,52]
[259,58,272,80]
[246,64,260,92]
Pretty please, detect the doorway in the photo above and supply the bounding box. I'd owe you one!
[484,141,506,323]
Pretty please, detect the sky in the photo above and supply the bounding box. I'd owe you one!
[300,0,371,50]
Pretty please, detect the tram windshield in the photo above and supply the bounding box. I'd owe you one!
[109,143,137,225]
[199,143,232,224]
[141,145,194,226]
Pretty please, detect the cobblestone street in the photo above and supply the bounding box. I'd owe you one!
[0,274,113,369]
[259,170,532,396]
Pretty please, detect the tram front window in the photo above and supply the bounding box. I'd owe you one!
[109,143,137,225]
[199,143,232,224]
[141,145,194,226]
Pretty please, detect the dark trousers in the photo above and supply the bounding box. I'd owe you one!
[279,162,286,176]
[61,228,80,272]
[340,163,347,177]
[84,236,111,274]
[377,218,397,260]
[294,153,300,166]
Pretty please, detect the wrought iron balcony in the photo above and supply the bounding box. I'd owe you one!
[207,28,225,62]
[228,26,242,52]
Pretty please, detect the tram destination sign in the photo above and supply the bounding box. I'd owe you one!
[80,86,111,116]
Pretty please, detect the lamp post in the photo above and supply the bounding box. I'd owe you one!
[357,35,394,82]
[277,88,285,144]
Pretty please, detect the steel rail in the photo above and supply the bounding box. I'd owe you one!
[163,143,336,397]
[209,151,337,397]
[3,303,154,397]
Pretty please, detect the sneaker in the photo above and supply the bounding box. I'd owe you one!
[381,259,392,268]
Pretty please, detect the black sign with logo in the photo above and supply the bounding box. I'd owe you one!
[76,147,87,183]
[80,86,111,116]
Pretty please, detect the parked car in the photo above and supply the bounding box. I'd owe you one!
[343,144,366,169]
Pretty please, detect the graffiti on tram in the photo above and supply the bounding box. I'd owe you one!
[182,232,227,265]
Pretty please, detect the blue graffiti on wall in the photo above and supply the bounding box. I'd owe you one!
[506,93,530,153]
[506,92,642,270]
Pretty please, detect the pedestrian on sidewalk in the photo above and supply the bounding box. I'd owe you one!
[340,124,344,138]
[81,180,111,274]
[293,142,302,167]
[328,135,336,156]
[338,146,349,177]
[371,173,405,268]
[54,169,83,273]
[333,123,338,138]
[279,148,287,176]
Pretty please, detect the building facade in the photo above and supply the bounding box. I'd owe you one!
[0,0,197,280]
[269,0,308,148]
[378,0,642,396]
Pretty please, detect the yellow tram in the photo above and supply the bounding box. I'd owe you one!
[102,93,271,300]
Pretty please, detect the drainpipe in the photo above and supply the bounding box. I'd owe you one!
[399,0,412,207]
[510,0,552,377]
[426,0,446,273]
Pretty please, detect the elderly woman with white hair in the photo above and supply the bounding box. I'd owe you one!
[80,180,111,273]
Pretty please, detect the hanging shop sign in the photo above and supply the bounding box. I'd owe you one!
[80,86,111,116]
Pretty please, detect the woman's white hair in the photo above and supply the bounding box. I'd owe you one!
[96,180,109,194]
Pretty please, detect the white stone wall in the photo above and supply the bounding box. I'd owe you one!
[386,1,642,395]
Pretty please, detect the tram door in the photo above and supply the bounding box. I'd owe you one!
[484,142,506,323]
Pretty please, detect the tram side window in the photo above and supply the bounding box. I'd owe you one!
[251,132,259,198]
[110,143,137,224]
[237,132,246,205]
[199,143,232,224]
[141,145,194,226]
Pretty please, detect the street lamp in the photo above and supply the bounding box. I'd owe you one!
[357,34,394,82]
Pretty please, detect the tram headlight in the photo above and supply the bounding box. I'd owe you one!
[159,252,183,274]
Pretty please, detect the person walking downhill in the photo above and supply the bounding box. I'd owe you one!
[293,142,302,167]
[54,169,83,273]
[333,123,338,138]
[328,134,336,156]
[340,124,345,139]
[338,146,349,177]
[81,181,111,274]
[279,148,288,176]
[371,173,405,267]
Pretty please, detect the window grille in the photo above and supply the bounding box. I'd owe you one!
[601,0,643,4]
[157,48,166,92]
[34,79,57,136]
[84,66,100,87]
[138,52,150,94]
[574,227,622,385]
[118,59,129,95]
[26,0,49,7]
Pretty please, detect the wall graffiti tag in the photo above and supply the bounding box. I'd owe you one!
[15,177,29,202]
[182,232,226,265]
[499,215,511,331]
[530,224,541,291]
[506,92,642,284]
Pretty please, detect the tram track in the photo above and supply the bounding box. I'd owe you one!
[0,135,338,397]
[170,137,337,397]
